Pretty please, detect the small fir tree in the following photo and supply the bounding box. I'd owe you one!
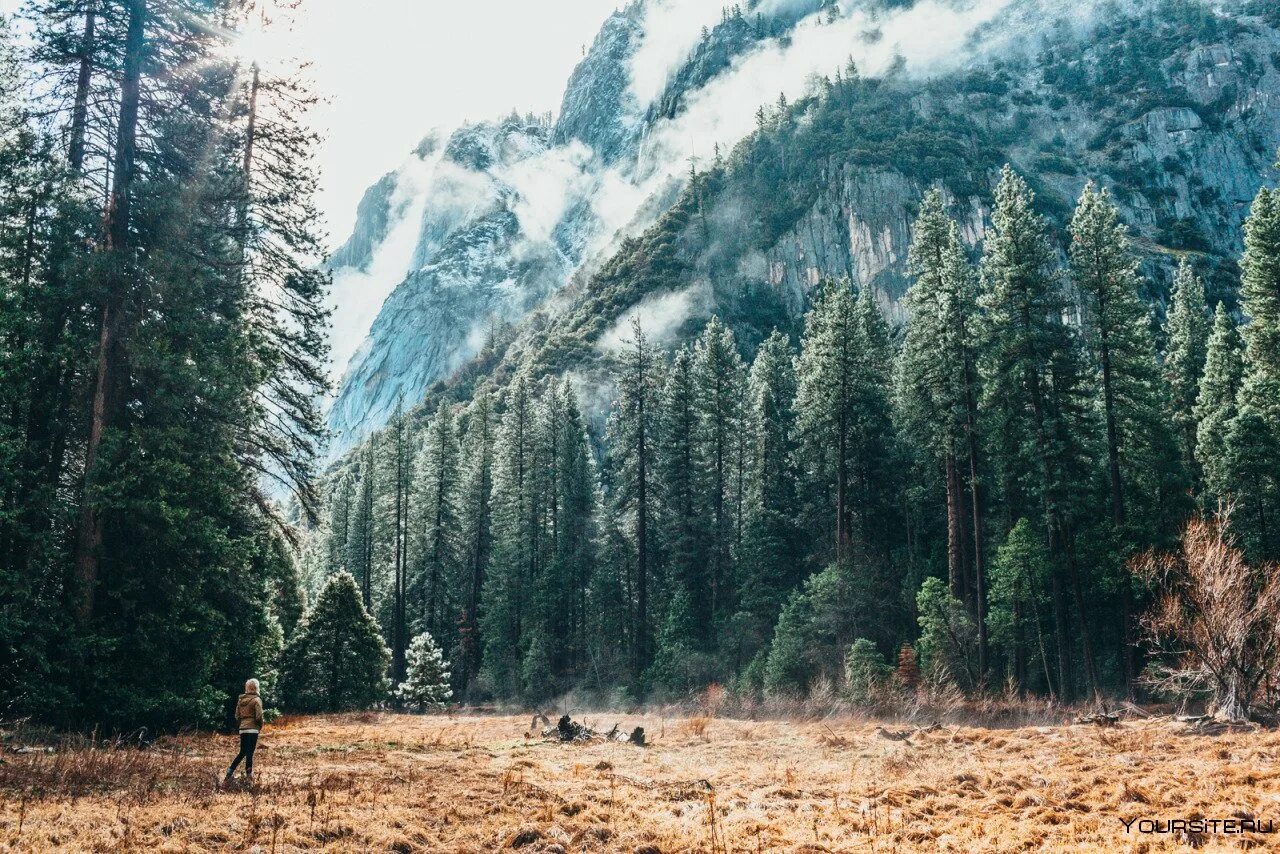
[281,571,390,713]
[916,576,977,688]
[844,638,889,705]
[397,631,453,711]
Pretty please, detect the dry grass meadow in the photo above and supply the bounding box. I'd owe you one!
[1,710,1279,852]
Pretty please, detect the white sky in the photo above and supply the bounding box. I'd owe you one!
[0,0,621,246]
[297,0,621,245]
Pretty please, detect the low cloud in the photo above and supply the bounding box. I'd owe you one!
[596,280,713,354]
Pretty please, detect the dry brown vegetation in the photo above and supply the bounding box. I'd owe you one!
[1,712,1279,852]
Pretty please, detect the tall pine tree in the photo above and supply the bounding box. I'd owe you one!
[1225,187,1280,560]
[1195,305,1244,504]
[1163,259,1210,483]
[898,188,987,677]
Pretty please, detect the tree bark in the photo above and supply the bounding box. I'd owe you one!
[73,0,146,624]
[68,3,97,173]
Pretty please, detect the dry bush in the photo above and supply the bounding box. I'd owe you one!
[680,716,712,739]
[1132,507,1280,723]
[698,682,727,716]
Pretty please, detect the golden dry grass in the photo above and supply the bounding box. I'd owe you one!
[1,712,1278,852]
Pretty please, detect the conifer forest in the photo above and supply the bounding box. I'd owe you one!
[2,0,1280,740]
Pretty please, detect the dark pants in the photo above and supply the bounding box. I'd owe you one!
[228,731,258,777]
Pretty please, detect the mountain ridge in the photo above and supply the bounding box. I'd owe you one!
[324,0,1280,463]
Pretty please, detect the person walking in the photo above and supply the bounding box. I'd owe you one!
[225,678,264,783]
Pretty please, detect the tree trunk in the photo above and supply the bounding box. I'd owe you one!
[963,358,988,684]
[945,453,964,600]
[73,0,146,624]
[1099,334,1136,699]
[68,3,97,173]
[634,366,649,675]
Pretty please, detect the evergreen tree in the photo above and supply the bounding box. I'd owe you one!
[899,188,987,675]
[0,0,331,729]
[844,638,889,705]
[396,631,453,711]
[795,281,895,561]
[915,576,977,688]
[281,570,390,713]
[1163,259,1210,481]
[1070,182,1184,694]
[734,330,800,665]
[349,443,378,606]
[986,519,1054,697]
[979,166,1096,702]
[481,371,538,695]
[1225,187,1280,559]
[647,586,706,695]
[409,402,461,645]
[606,318,660,677]
[655,345,708,630]
[376,408,412,685]
[455,390,494,692]
[325,472,356,575]
[1195,305,1244,502]
[539,379,597,682]
[692,316,747,626]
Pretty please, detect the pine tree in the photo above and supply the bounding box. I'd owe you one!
[1225,187,1280,560]
[1195,305,1244,502]
[655,345,708,628]
[409,402,461,644]
[481,371,539,695]
[281,570,390,713]
[540,379,596,681]
[606,318,660,676]
[325,472,356,575]
[899,188,987,675]
[375,408,412,685]
[979,166,1095,702]
[795,281,895,561]
[0,0,332,729]
[692,316,747,625]
[844,638,889,705]
[455,390,495,691]
[349,443,378,606]
[1070,182,1184,695]
[647,586,704,695]
[735,330,800,662]
[0,17,97,712]
[396,631,453,711]
[915,576,977,688]
[1164,259,1210,481]
[986,519,1054,697]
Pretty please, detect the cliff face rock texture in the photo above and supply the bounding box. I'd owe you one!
[326,0,1280,457]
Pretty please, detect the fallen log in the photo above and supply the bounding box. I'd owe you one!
[540,715,646,746]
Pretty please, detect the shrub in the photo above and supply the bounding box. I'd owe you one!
[844,639,890,705]
[916,576,978,689]
[1132,509,1280,722]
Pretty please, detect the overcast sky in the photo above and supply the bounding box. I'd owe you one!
[294,0,620,244]
[0,0,620,244]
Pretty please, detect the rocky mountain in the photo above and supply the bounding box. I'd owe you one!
[324,0,830,455]
[325,0,1280,457]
